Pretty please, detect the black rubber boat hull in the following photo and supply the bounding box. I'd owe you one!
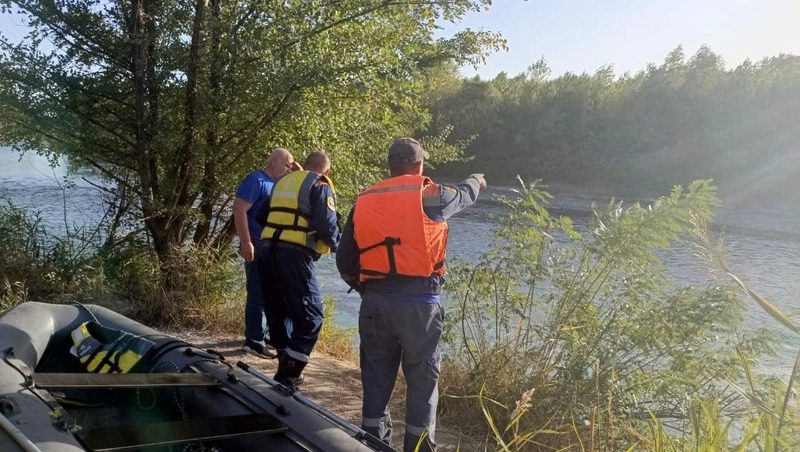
[0,302,392,451]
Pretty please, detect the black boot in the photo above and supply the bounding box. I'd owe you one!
[274,353,306,389]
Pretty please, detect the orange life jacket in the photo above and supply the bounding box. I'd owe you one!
[354,175,448,282]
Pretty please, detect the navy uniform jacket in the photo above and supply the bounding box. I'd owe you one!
[308,178,341,253]
[336,176,482,295]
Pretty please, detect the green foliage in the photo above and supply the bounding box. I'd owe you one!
[440,179,778,448]
[0,195,245,327]
[112,241,245,330]
[429,47,800,205]
[0,0,504,292]
[470,386,545,450]
[671,218,800,450]
[641,376,800,452]
[0,196,105,306]
[687,398,733,451]
[317,296,357,361]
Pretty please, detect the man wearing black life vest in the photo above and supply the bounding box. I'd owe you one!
[259,151,340,388]
[336,138,487,452]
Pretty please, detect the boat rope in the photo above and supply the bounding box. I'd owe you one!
[2,348,80,433]
[134,386,157,411]
[147,360,187,419]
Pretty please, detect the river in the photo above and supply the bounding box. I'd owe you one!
[1,147,798,374]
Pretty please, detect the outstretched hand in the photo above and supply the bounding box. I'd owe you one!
[470,173,487,190]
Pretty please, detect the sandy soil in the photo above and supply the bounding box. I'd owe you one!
[180,331,482,451]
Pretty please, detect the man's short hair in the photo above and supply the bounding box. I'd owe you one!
[389,159,420,176]
[267,147,290,162]
[304,150,330,173]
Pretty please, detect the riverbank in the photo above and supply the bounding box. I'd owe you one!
[180,330,481,451]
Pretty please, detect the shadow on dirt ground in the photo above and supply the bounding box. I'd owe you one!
[181,331,483,451]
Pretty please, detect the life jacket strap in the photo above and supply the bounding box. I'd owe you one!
[264,206,312,243]
[84,337,126,373]
[94,348,124,373]
[73,322,153,374]
[263,222,312,233]
[358,237,401,278]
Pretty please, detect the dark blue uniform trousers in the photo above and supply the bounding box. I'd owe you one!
[258,242,324,362]
[244,255,268,346]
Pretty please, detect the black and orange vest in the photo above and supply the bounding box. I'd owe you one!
[353,175,448,282]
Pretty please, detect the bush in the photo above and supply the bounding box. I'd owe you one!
[109,241,245,331]
[0,196,246,330]
[0,196,105,306]
[439,180,778,449]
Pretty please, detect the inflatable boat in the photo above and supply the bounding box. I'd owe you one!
[0,302,392,451]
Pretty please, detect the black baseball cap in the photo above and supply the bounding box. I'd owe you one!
[388,137,429,163]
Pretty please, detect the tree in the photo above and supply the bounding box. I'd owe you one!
[0,0,502,286]
[428,47,800,200]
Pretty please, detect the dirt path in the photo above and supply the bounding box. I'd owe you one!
[181,331,481,451]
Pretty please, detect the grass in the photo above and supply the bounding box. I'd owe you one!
[121,244,244,332]
[436,179,797,450]
[316,296,358,361]
[0,196,107,306]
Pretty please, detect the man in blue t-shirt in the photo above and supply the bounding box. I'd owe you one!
[233,147,297,358]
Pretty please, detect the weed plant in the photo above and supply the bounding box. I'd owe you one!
[440,179,780,449]
[0,196,105,307]
[0,196,246,330]
[112,241,245,331]
[637,221,800,451]
[317,296,358,361]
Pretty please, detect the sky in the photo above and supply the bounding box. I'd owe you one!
[1,1,797,79]
[438,0,800,79]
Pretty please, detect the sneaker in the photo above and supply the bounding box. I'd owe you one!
[241,340,277,359]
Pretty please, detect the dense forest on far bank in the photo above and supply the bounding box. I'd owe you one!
[427,46,800,208]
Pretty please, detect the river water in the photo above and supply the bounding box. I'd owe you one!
[1,147,798,374]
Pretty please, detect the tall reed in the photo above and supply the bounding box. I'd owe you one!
[439,179,780,449]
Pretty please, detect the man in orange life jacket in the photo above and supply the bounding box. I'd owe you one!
[336,138,486,451]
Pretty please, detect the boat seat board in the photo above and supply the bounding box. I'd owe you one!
[33,372,220,389]
[77,413,288,451]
